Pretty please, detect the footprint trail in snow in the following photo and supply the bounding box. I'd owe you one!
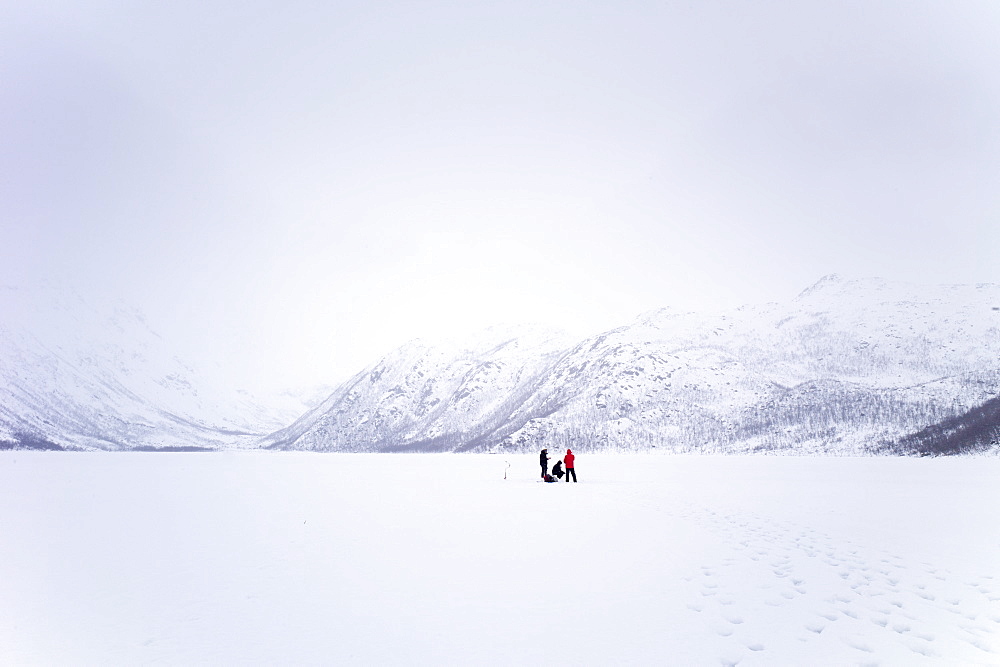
[671,502,1000,665]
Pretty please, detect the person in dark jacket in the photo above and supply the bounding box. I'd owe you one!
[539,448,549,479]
[552,459,564,480]
[564,448,577,482]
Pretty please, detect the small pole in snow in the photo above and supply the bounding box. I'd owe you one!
[504,460,510,480]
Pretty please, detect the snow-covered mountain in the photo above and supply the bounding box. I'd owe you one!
[262,325,576,452]
[264,276,1000,454]
[0,285,310,450]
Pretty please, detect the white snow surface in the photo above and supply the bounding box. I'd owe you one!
[2,452,999,665]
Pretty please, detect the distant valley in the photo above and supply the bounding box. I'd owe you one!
[0,285,317,451]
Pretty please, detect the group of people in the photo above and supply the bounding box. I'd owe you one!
[539,448,577,483]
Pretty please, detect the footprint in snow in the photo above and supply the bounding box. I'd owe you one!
[906,641,938,658]
[713,624,734,638]
[842,636,874,653]
[959,622,990,637]
[961,635,995,654]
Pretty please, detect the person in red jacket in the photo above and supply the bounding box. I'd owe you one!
[564,448,577,482]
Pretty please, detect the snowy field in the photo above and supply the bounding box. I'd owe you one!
[2,453,999,666]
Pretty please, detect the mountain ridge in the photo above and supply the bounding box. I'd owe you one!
[264,276,1000,455]
[4,277,998,454]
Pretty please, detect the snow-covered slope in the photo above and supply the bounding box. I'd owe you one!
[265,276,1000,454]
[264,325,575,452]
[0,285,307,450]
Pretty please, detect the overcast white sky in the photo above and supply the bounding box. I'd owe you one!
[3,1,999,392]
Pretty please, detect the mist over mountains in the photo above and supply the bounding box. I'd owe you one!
[0,285,315,451]
[4,277,1000,454]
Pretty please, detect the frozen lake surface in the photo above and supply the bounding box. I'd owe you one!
[2,453,999,665]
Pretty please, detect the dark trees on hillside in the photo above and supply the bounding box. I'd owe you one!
[889,396,1000,455]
